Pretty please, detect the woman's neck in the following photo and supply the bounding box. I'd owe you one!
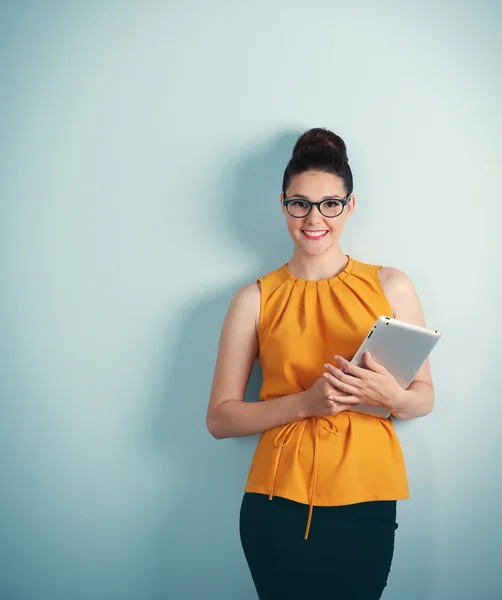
[286,247,349,281]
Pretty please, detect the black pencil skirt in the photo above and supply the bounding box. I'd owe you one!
[239,492,398,600]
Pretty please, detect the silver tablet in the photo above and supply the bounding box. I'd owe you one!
[348,316,442,418]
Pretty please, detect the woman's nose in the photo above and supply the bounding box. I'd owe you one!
[306,205,324,222]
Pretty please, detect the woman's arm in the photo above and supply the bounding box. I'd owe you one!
[379,267,435,420]
[206,283,307,439]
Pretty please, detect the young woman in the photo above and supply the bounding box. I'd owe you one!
[206,128,435,600]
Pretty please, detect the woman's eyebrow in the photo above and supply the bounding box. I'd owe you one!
[288,194,344,200]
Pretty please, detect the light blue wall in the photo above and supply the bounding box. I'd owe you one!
[1,1,501,599]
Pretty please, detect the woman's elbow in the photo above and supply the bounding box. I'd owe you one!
[206,411,226,440]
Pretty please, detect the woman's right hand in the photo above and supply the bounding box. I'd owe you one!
[301,376,360,418]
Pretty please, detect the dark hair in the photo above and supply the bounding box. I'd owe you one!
[282,128,353,196]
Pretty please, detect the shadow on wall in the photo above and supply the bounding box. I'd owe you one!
[144,130,435,600]
[145,131,299,599]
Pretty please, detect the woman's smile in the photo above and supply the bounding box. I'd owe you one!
[301,229,329,240]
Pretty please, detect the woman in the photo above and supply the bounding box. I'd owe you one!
[206,128,435,600]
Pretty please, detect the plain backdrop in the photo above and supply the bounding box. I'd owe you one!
[1,1,501,599]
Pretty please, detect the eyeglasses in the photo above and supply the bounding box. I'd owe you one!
[283,195,351,218]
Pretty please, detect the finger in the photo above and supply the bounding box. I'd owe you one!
[363,351,387,374]
[322,372,359,396]
[327,395,359,405]
[324,363,362,388]
[334,355,367,379]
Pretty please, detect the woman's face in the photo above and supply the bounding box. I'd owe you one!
[281,170,355,256]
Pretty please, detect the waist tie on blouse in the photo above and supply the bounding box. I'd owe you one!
[268,417,340,540]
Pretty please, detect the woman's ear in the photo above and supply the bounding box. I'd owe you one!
[346,195,356,217]
[280,192,286,214]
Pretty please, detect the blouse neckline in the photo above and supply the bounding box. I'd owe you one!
[281,255,354,285]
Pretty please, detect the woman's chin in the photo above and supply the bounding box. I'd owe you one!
[300,243,330,256]
[295,236,334,255]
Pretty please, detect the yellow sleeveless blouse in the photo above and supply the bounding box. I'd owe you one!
[243,256,409,539]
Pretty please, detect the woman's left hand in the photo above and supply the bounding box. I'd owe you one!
[322,352,405,411]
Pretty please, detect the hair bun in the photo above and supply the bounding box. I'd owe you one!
[292,128,348,162]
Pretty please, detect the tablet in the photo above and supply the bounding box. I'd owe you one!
[348,316,442,419]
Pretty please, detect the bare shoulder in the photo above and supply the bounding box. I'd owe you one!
[378,266,423,323]
[233,281,260,302]
[226,282,261,331]
[230,282,260,314]
[378,266,415,292]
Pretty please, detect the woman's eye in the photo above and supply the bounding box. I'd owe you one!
[292,201,308,208]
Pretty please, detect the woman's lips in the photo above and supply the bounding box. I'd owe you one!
[302,230,329,240]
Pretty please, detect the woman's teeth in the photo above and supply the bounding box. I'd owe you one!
[302,230,328,240]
